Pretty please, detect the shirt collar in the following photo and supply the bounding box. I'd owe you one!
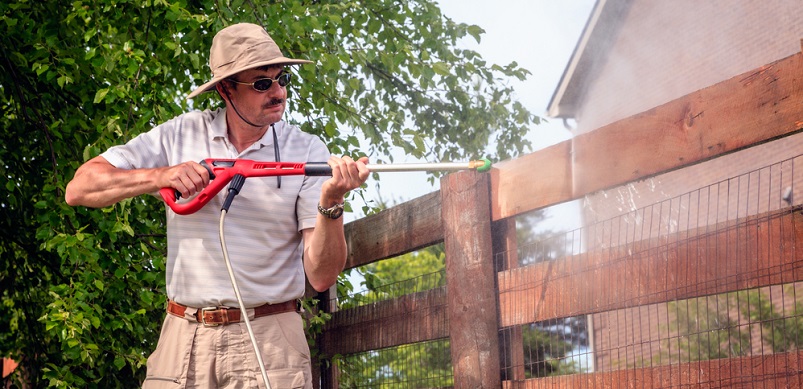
[210,107,228,140]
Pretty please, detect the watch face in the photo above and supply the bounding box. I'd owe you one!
[319,203,345,219]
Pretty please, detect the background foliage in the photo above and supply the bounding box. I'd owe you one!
[336,212,588,385]
[336,246,453,387]
[0,0,538,387]
[653,287,803,367]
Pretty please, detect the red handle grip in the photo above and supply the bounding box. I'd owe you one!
[160,159,331,215]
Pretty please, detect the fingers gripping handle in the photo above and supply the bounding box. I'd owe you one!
[160,159,321,215]
[170,160,217,201]
[158,160,219,215]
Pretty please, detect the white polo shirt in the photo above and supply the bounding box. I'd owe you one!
[102,108,329,307]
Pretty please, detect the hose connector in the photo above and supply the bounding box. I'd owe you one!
[222,174,246,212]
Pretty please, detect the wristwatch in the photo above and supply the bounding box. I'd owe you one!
[317,202,344,219]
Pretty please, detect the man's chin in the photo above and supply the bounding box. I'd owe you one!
[262,112,284,125]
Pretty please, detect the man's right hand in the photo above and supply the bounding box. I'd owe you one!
[162,161,212,200]
[65,157,211,208]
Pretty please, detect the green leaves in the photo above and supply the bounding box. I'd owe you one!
[432,62,451,76]
[466,24,485,42]
[1,0,539,385]
[93,88,109,104]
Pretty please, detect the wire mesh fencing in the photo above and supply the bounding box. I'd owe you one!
[496,153,803,386]
[319,146,803,387]
[323,247,453,388]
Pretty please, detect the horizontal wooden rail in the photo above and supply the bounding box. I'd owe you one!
[498,207,803,327]
[491,50,803,221]
[344,191,443,270]
[503,350,803,388]
[321,287,448,356]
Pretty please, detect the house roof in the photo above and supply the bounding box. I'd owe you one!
[546,0,632,119]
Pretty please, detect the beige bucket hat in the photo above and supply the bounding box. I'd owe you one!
[187,23,312,99]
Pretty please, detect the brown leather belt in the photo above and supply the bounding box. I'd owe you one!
[167,300,298,326]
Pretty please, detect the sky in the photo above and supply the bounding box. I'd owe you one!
[349,0,597,225]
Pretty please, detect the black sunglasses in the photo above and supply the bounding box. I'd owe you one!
[227,73,292,92]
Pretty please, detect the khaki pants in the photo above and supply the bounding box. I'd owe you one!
[142,311,312,389]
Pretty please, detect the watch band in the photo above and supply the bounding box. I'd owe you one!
[318,202,345,219]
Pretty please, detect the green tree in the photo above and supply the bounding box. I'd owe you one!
[517,322,585,378]
[738,288,803,353]
[337,245,452,387]
[351,244,446,304]
[653,286,803,369]
[336,339,453,388]
[1,0,538,387]
[663,295,751,364]
[501,210,589,378]
[337,210,588,385]
[516,209,568,266]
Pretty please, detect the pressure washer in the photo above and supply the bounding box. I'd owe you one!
[160,158,492,388]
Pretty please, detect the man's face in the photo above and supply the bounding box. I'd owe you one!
[224,66,288,127]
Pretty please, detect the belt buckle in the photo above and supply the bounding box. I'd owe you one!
[200,306,227,326]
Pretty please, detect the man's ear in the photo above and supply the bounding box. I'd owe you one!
[216,82,229,101]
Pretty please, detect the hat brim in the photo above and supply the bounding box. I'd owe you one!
[186,57,312,99]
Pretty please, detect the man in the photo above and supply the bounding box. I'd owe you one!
[65,23,368,388]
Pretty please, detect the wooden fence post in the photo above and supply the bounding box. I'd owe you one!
[441,170,501,388]
[314,285,338,389]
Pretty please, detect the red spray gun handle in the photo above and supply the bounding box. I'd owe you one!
[159,159,332,215]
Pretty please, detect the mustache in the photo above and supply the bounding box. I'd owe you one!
[266,98,285,106]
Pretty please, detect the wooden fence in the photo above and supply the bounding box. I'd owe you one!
[314,47,803,388]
